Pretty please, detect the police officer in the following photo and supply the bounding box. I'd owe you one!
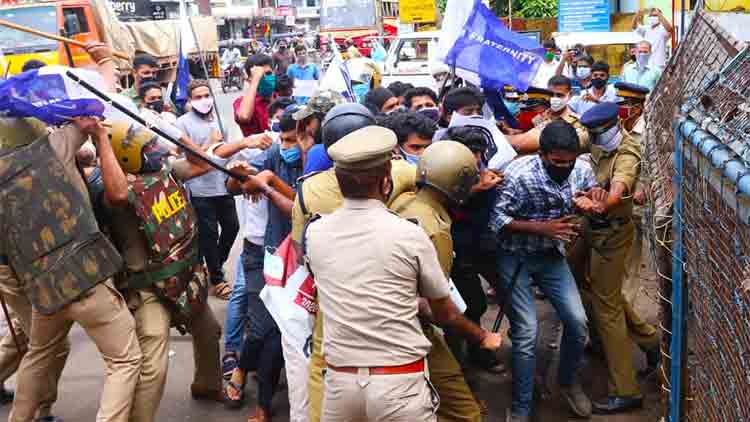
[90,122,223,422]
[390,141,483,422]
[2,116,142,422]
[305,126,502,422]
[576,102,660,414]
[289,103,416,422]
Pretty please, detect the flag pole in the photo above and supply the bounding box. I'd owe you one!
[65,70,247,182]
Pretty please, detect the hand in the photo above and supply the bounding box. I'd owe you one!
[227,161,254,177]
[209,130,224,144]
[472,170,503,193]
[249,66,266,82]
[539,215,581,242]
[582,93,598,103]
[588,186,609,203]
[240,170,274,195]
[564,50,574,63]
[85,42,112,65]
[72,117,107,139]
[633,188,646,206]
[479,331,503,351]
[573,195,596,213]
[244,133,273,150]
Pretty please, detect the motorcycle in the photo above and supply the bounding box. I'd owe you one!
[221,63,244,93]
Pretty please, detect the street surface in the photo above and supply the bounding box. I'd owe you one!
[0,89,662,422]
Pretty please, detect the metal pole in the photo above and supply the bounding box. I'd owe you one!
[186,15,226,137]
[680,0,686,42]
[60,29,76,69]
[64,70,248,182]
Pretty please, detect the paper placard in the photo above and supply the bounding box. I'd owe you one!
[293,79,318,98]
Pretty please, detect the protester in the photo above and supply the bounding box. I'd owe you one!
[363,87,400,115]
[623,44,638,75]
[293,91,345,175]
[272,39,294,76]
[286,45,320,104]
[533,40,567,88]
[569,61,618,115]
[404,86,439,114]
[435,86,485,140]
[268,97,296,132]
[491,120,596,422]
[377,110,436,165]
[387,81,415,106]
[572,54,594,94]
[275,74,295,99]
[622,40,662,90]
[632,8,674,69]
[235,54,276,136]
[175,80,238,299]
[122,53,160,105]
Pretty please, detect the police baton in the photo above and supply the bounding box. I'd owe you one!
[492,261,522,333]
[64,70,248,183]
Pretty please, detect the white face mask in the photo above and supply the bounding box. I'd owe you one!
[647,16,660,26]
[576,66,591,80]
[595,125,622,152]
[550,95,568,112]
[191,97,214,114]
[636,53,651,68]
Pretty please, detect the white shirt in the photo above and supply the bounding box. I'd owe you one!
[231,147,269,246]
[531,59,573,88]
[569,84,620,115]
[636,24,671,69]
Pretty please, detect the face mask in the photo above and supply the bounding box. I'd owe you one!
[544,52,555,62]
[576,66,591,80]
[591,78,607,89]
[270,119,281,133]
[279,145,301,164]
[387,105,406,115]
[594,124,622,152]
[542,159,574,184]
[352,83,370,104]
[145,100,164,113]
[191,97,214,115]
[400,147,420,166]
[636,53,651,68]
[142,140,169,173]
[503,100,520,117]
[418,106,440,122]
[648,16,660,26]
[550,96,568,113]
[258,74,277,97]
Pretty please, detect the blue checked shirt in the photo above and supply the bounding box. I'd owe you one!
[490,155,598,256]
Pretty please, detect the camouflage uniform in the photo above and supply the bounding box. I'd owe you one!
[91,161,220,422]
[1,119,142,422]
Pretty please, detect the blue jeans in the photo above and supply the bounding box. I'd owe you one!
[497,253,588,417]
[223,248,248,354]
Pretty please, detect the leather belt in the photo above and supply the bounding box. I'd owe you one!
[327,358,425,375]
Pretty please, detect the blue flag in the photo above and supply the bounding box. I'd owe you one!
[444,2,544,92]
[0,66,106,126]
[171,35,191,115]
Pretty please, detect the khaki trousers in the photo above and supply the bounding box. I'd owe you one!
[582,222,659,398]
[127,290,222,422]
[308,312,480,422]
[322,364,438,422]
[9,280,142,422]
[0,265,69,419]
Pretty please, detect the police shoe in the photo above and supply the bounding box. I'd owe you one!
[560,382,592,418]
[592,396,643,414]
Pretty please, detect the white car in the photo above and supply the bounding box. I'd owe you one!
[381,31,441,88]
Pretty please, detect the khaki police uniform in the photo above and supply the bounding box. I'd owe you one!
[291,158,416,422]
[99,159,221,422]
[579,130,659,398]
[306,126,443,422]
[529,108,591,151]
[391,189,482,422]
[3,122,142,422]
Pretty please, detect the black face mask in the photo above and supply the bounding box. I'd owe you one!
[145,100,164,113]
[591,78,607,89]
[542,159,574,184]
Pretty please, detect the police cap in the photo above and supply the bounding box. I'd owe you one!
[614,82,650,102]
[581,102,620,130]
[328,126,396,171]
[521,86,553,108]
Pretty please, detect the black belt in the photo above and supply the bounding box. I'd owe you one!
[589,216,631,230]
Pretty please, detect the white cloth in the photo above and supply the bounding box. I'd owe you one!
[636,24,671,69]
[531,60,572,88]
[281,333,310,422]
[568,84,620,115]
[233,148,269,246]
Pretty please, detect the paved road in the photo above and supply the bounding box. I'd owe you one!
[0,89,662,422]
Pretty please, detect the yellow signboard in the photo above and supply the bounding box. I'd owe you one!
[400,0,437,24]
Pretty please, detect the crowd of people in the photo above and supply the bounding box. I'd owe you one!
[0,7,671,422]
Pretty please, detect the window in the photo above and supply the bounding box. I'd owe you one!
[63,7,89,36]
[397,40,429,62]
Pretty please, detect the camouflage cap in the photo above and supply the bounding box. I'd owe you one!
[292,90,345,121]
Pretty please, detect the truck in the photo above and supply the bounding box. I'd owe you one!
[318,0,398,57]
[0,0,219,85]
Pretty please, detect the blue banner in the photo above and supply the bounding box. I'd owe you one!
[0,67,105,126]
[171,35,191,115]
[558,0,611,32]
[444,2,544,92]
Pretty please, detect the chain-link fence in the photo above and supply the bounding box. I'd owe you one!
[642,7,750,422]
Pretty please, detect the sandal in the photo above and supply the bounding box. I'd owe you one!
[247,407,270,422]
[223,380,245,409]
[223,353,239,381]
[213,282,232,300]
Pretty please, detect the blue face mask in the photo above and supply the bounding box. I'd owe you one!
[417,107,440,122]
[400,147,420,166]
[270,119,281,133]
[352,83,370,104]
[258,74,276,97]
[503,100,520,117]
[280,145,301,164]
